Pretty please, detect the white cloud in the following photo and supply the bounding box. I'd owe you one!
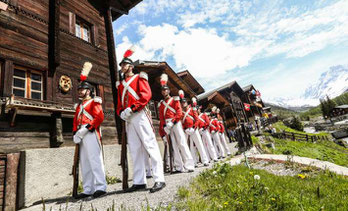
[115,0,348,99]
[129,24,255,77]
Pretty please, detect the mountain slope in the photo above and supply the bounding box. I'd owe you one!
[268,65,348,109]
[303,65,348,99]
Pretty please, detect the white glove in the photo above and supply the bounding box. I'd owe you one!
[73,127,89,144]
[124,107,133,118]
[185,128,190,135]
[73,134,82,144]
[211,130,216,134]
[164,126,171,135]
[120,110,128,121]
[189,128,195,135]
[162,136,168,145]
[199,128,204,135]
[166,121,174,129]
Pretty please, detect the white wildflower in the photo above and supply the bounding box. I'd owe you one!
[254,175,260,180]
[213,171,217,175]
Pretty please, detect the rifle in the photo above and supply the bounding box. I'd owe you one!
[163,137,168,173]
[166,134,174,173]
[120,116,129,190]
[72,144,80,197]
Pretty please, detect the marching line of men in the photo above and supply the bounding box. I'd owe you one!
[71,49,232,199]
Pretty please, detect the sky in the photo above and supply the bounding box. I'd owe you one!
[112,0,348,101]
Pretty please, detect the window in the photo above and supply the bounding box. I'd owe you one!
[75,17,91,42]
[12,66,43,100]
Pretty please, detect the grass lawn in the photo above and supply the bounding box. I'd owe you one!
[273,122,329,136]
[269,137,348,167]
[252,134,348,167]
[176,163,348,210]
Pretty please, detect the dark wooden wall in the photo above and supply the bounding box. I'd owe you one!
[0,0,118,153]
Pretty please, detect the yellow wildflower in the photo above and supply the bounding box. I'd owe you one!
[297,174,306,179]
[271,198,276,201]
[224,202,229,205]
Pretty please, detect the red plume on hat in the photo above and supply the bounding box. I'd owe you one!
[123,45,135,58]
[80,62,92,82]
[160,73,168,86]
[192,97,197,106]
[178,90,184,99]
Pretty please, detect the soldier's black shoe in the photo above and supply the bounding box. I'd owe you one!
[124,184,147,193]
[150,182,166,193]
[204,163,209,166]
[188,169,194,173]
[93,190,106,198]
[74,193,91,199]
[146,175,153,179]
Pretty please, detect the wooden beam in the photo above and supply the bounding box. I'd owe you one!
[104,7,122,143]
[3,60,13,97]
[3,153,19,211]
[48,0,61,78]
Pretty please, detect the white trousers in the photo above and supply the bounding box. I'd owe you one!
[126,110,165,184]
[219,132,231,155]
[188,129,209,165]
[212,131,225,158]
[144,153,152,177]
[169,121,194,171]
[80,131,107,195]
[201,130,218,161]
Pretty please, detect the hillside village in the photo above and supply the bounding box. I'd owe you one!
[0,0,347,210]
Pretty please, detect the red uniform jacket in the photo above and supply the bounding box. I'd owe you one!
[219,121,225,133]
[182,105,197,129]
[196,113,209,129]
[158,96,182,137]
[73,97,104,140]
[116,72,151,115]
[209,118,220,133]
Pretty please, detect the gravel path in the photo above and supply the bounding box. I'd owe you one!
[21,143,239,210]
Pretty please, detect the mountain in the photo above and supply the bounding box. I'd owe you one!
[303,65,348,99]
[267,65,348,110]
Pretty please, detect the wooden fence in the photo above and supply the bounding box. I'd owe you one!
[273,131,329,142]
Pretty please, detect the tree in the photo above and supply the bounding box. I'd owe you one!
[320,96,337,119]
[320,99,329,119]
[290,115,303,131]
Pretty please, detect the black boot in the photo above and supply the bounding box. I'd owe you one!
[74,193,91,199]
[150,182,166,193]
[93,190,106,198]
[124,184,147,193]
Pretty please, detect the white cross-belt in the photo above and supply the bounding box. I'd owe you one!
[121,74,140,107]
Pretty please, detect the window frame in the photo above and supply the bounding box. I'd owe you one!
[75,17,91,43]
[12,66,44,100]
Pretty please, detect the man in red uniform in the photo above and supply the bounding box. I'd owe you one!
[180,94,209,166]
[217,109,231,156]
[158,75,194,173]
[116,54,165,193]
[196,107,218,162]
[73,63,107,199]
[209,107,226,158]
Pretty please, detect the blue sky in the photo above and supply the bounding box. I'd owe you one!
[112,0,348,101]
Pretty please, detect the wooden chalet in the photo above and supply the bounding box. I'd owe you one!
[0,0,142,153]
[330,105,348,121]
[197,80,252,146]
[133,60,197,139]
[242,84,265,122]
[177,70,205,95]
[197,81,249,130]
